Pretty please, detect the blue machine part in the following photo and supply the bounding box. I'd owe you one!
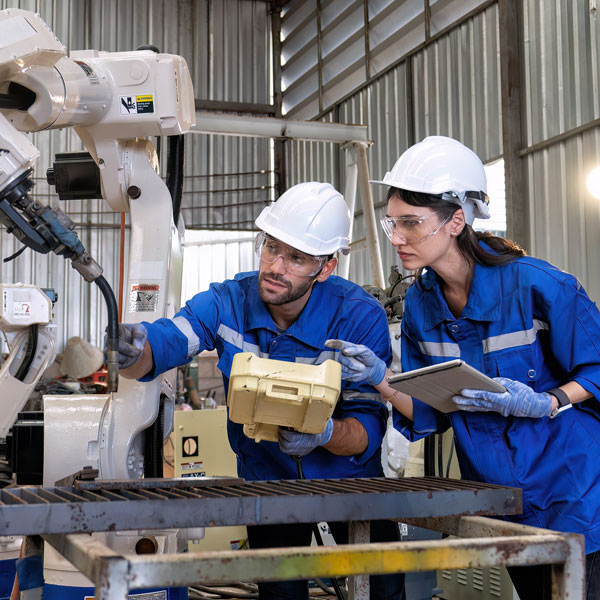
[0,558,17,600]
[43,584,189,599]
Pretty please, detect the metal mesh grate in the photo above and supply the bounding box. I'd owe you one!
[0,476,521,536]
[0,476,514,505]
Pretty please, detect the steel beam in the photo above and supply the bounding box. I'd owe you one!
[499,0,528,250]
[405,516,586,599]
[348,521,370,600]
[0,477,521,536]
[338,144,358,279]
[356,142,386,288]
[190,112,369,143]
[43,516,584,600]
[194,100,276,115]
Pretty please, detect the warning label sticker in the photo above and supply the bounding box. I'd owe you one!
[181,461,204,472]
[120,94,155,115]
[129,284,160,313]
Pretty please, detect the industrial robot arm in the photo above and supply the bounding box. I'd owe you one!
[0,8,195,394]
[0,7,195,481]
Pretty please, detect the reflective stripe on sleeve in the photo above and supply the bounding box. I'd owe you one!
[217,324,341,363]
[482,319,549,354]
[217,324,267,357]
[173,316,200,357]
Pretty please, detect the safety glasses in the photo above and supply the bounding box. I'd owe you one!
[254,232,327,277]
[380,212,451,244]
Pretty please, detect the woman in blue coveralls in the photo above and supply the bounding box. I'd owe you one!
[325,136,600,599]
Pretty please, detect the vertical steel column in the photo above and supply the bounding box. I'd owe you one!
[355,142,385,288]
[96,556,130,600]
[363,0,371,80]
[316,0,324,114]
[550,533,586,600]
[499,0,528,250]
[348,521,371,600]
[271,1,285,197]
[43,534,130,600]
[338,144,358,279]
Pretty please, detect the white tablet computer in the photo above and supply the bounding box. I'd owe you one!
[387,359,506,413]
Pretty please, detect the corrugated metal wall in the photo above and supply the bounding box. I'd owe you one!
[521,0,600,301]
[281,0,490,119]
[284,2,501,287]
[0,0,272,351]
[284,0,600,304]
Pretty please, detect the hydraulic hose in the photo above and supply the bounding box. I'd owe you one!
[14,324,38,382]
[166,134,185,226]
[94,275,119,392]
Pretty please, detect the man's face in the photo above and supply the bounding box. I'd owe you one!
[257,235,323,306]
[258,267,316,306]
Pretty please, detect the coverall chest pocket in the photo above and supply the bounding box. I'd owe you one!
[493,347,540,387]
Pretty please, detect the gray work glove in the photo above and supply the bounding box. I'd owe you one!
[104,322,148,369]
[325,339,387,386]
[278,418,334,457]
[453,377,553,418]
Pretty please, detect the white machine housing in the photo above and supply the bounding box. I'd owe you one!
[0,284,55,439]
[0,8,195,212]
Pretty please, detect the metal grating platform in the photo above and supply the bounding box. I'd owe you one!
[0,476,521,535]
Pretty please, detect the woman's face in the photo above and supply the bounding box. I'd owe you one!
[385,194,457,270]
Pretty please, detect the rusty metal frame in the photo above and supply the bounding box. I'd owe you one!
[41,515,585,600]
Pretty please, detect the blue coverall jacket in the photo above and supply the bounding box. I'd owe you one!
[394,254,600,553]
[141,272,392,481]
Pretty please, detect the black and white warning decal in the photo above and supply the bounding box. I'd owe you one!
[120,94,155,115]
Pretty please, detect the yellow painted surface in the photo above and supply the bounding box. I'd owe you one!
[228,352,340,442]
[173,408,247,551]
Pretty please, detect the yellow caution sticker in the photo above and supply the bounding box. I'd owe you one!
[119,94,155,115]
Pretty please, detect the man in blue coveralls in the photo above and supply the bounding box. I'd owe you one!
[116,181,405,600]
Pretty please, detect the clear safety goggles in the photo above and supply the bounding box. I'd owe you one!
[254,232,327,277]
[380,212,451,244]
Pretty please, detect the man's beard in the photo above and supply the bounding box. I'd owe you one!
[258,271,315,306]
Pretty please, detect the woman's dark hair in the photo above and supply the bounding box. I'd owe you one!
[386,187,526,266]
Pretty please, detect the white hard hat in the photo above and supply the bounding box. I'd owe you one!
[370,136,490,225]
[255,182,351,255]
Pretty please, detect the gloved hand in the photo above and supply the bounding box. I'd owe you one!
[104,323,148,369]
[453,377,553,418]
[278,418,334,457]
[324,339,387,386]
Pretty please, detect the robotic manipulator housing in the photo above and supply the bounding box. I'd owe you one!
[0,8,195,391]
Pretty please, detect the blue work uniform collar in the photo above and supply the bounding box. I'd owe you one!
[244,275,327,349]
[420,259,503,330]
